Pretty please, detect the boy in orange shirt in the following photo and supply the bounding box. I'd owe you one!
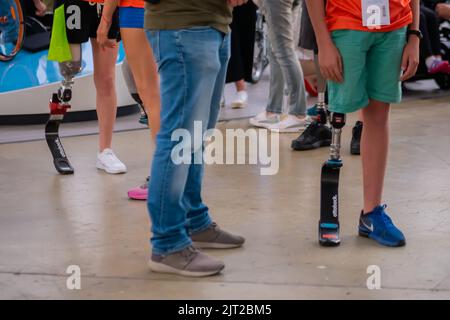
[306,0,420,246]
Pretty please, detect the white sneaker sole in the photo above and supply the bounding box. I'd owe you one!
[147,260,224,277]
[96,161,127,174]
[192,241,244,249]
[269,126,306,133]
[249,118,274,129]
[231,102,246,109]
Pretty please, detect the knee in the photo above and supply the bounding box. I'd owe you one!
[272,46,294,64]
[363,106,390,127]
[94,73,116,93]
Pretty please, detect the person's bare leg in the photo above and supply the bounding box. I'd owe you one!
[91,39,118,151]
[235,79,246,92]
[121,28,161,140]
[314,55,326,96]
[300,58,317,78]
[361,99,390,213]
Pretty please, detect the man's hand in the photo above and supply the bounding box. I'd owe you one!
[33,0,47,17]
[318,40,344,83]
[436,3,450,20]
[227,0,248,7]
[400,37,420,81]
[96,19,117,50]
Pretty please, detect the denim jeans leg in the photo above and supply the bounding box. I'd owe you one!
[186,33,231,234]
[146,30,191,256]
[266,44,285,114]
[262,0,307,116]
[146,28,223,255]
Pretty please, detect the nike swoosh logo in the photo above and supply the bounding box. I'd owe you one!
[361,220,374,232]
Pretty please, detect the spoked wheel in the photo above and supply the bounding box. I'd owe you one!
[0,0,24,62]
[251,10,269,84]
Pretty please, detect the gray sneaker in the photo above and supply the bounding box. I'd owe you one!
[191,222,245,249]
[148,246,225,277]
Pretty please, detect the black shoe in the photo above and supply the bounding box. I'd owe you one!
[350,121,363,155]
[291,121,332,151]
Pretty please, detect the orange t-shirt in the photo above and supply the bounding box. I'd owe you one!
[119,0,144,8]
[326,0,413,32]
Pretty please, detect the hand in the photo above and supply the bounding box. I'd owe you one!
[96,19,117,50]
[400,37,420,81]
[436,3,450,20]
[227,0,248,7]
[318,40,344,83]
[34,0,47,17]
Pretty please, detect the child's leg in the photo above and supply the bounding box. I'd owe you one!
[361,99,390,213]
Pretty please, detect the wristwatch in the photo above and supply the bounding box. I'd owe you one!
[407,29,423,40]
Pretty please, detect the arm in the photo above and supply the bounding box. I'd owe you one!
[33,0,47,17]
[436,2,450,20]
[97,0,120,49]
[227,0,248,7]
[305,0,343,82]
[400,0,420,81]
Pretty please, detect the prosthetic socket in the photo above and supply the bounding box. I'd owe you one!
[56,44,82,105]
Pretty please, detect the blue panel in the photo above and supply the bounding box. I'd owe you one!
[0,43,125,93]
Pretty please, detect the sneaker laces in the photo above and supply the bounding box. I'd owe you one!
[374,204,394,228]
[181,246,198,262]
[303,121,319,134]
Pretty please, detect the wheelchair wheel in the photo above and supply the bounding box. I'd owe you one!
[0,0,24,62]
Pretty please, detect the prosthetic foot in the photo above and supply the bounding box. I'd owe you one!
[319,112,346,246]
[45,44,82,174]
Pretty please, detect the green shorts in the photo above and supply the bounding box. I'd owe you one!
[327,28,407,114]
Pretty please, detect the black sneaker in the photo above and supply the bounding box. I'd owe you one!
[351,121,363,155]
[291,121,332,151]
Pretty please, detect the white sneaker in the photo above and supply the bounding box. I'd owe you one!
[96,148,127,174]
[268,115,312,133]
[231,91,248,109]
[249,111,281,128]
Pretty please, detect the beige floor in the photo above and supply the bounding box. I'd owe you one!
[1,97,450,300]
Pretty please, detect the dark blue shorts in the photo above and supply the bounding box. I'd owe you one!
[119,7,144,29]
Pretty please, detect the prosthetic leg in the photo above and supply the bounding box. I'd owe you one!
[45,44,82,174]
[291,55,331,151]
[121,59,148,125]
[319,112,346,246]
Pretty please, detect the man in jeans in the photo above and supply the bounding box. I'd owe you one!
[250,0,310,133]
[144,0,246,277]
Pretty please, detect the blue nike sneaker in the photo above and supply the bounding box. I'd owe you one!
[358,205,406,247]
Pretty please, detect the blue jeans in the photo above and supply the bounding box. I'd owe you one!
[260,0,307,116]
[146,27,230,256]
